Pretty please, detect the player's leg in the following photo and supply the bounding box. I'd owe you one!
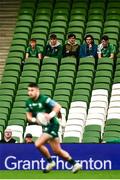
[35,133,55,172]
[49,138,71,160]
[35,133,51,158]
[49,138,82,173]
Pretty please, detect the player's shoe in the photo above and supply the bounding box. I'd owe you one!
[43,161,56,173]
[72,163,82,173]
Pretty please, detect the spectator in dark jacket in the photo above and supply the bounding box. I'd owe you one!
[24,133,34,143]
[44,34,62,59]
[0,129,16,143]
[63,33,80,59]
[79,34,98,58]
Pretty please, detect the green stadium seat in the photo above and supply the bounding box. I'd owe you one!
[11,108,26,114]
[36,8,52,16]
[16,20,32,29]
[0,120,6,129]
[70,14,86,22]
[71,8,87,16]
[58,71,75,78]
[39,77,55,85]
[35,15,51,22]
[42,57,59,65]
[8,51,24,60]
[18,14,33,22]
[38,2,53,9]
[63,137,80,143]
[13,33,29,41]
[72,2,88,9]
[82,137,100,143]
[104,20,120,28]
[33,21,49,29]
[53,8,69,16]
[22,71,38,78]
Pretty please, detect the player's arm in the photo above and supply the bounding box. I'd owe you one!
[26,102,37,123]
[25,52,29,59]
[45,98,61,121]
[26,112,37,123]
[25,47,30,59]
[49,102,61,118]
[109,53,114,59]
[98,53,102,59]
[97,45,102,59]
[38,53,42,60]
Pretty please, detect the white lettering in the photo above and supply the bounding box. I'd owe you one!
[94,160,103,170]
[5,156,17,170]
[55,156,64,170]
[89,157,94,170]
[64,161,72,170]
[104,160,112,170]
[4,156,112,170]
[22,160,30,170]
[81,160,89,170]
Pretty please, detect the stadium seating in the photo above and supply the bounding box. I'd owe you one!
[0,0,120,143]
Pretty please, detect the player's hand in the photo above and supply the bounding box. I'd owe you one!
[43,113,52,121]
[89,44,92,48]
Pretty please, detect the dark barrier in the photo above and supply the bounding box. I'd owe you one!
[0,144,120,170]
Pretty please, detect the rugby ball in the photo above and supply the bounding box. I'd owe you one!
[36,113,48,126]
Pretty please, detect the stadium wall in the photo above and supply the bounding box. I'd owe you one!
[0,144,120,170]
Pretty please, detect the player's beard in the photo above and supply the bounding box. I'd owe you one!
[32,91,40,100]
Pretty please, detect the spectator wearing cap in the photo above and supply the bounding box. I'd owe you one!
[79,34,98,59]
[44,33,62,59]
[0,129,16,143]
[24,133,34,143]
[63,33,80,59]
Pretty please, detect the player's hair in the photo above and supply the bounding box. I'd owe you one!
[84,34,94,41]
[50,33,57,39]
[101,35,109,41]
[28,82,38,88]
[68,33,76,39]
[84,34,94,44]
[30,38,36,43]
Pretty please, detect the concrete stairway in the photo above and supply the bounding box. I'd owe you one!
[0,0,21,82]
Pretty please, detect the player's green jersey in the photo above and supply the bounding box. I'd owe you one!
[26,94,59,137]
[26,45,41,57]
[26,95,52,116]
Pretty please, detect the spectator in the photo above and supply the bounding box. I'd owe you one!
[44,33,62,59]
[25,38,42,60]
[62,33,80,59]
[97,35,115,59]
[0,129,16,143]
[79,34,98,58]
[24,133,34,143]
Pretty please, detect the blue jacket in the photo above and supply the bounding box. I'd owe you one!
[79,44,98,58]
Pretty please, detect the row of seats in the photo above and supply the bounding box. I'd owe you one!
[0,0,120,142]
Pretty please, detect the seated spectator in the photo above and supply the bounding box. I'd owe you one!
[0,128,16,143]
[44,33,62,59]
[25,38,42,60]
[79,34,98,58]
[24,133,34,143]
[97,35,115,59]
[63,33,80,59]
